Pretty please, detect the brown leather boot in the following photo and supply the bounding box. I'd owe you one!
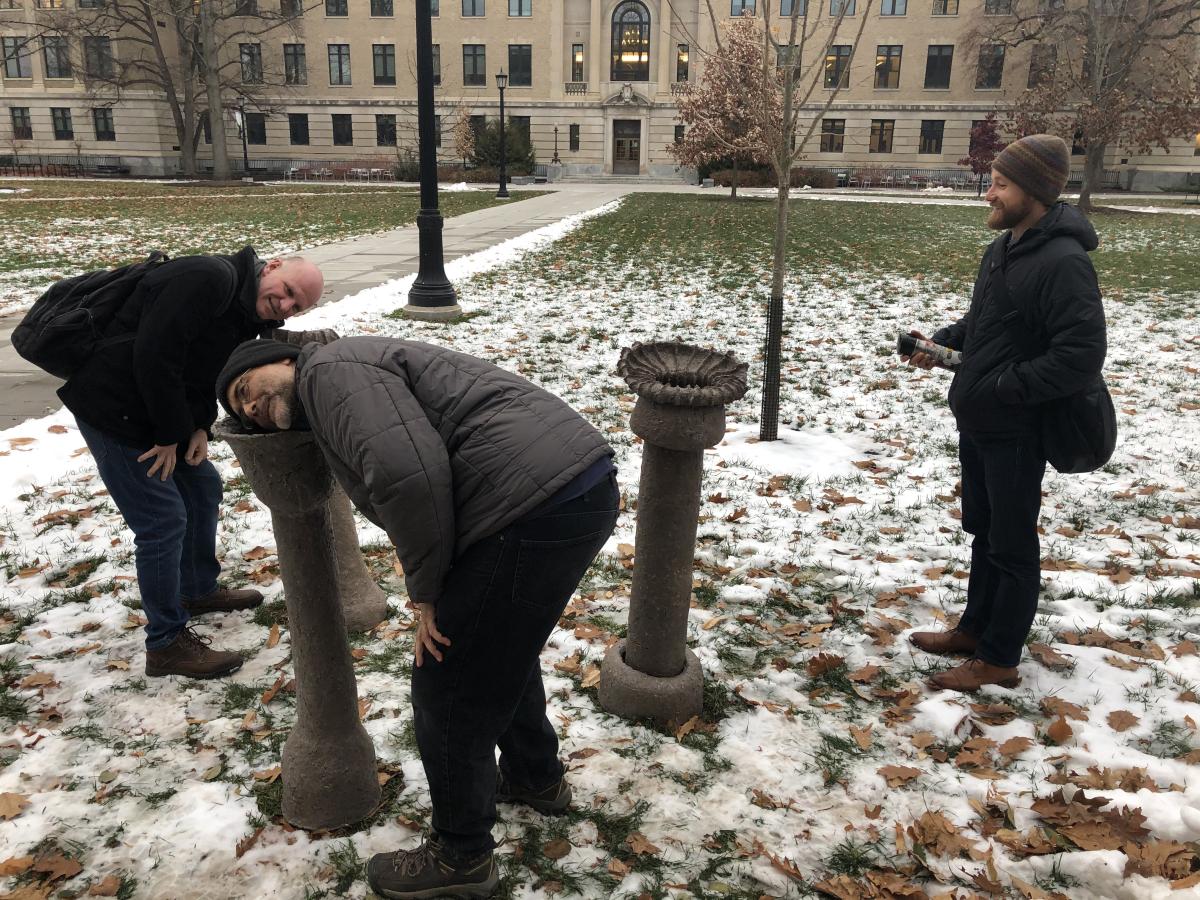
[145,627,244,679]
[184,587,264,616]
[927,658,1020,692]
[909,628,978,656]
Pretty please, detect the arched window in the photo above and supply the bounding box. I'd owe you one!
[611,1,650,82]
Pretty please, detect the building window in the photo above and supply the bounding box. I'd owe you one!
[984,0,1011,12]
[43,36,71,79]
[371,0,393,14]
[373,44,396,85]
[1071,128,1085,156]
[918,119,944,153]
[326,0,347,14]
[508,44,531,86]
[820,118,844,152]
[78,0,106,6]
[92,107,115,141]
[83,36,113,79]
[731,0,754,13]
[569,123,580,151]
[431,0,439,12]
[571,43,584,81]
[463,44,485,86]
[434,113,442,147]
[432,44,441,85]
[233,0,257,13]
[823,45,851,88]
[875,45,901,88]
[51,107,73,140]
[924,44,953,88]
[240,43,263,83]
[328,43,351,85]
[869,119,894,152]
[462,0,483,15]
[3,37,31,78]
[470,114,486,137]
[201,110,210,143]
[332,113,353,145]
[284,44,307,85]
[676,44,689,82]
[510,115,530,142]
[35,0,66,6]
[245,112,266,144]
[1194,132,1200,156]
[931,0,957,12]
[976,43,1004,88]
[830,0,855,14]
[611,1,650,82]
[281,0,304,16]
[674,124,684,143]
[376,113,396,146]
[1028,43,1055,88]
[288,112,309,145]
[880,0,905,12]
[780,0,806,12]
[10,106,31,140]
[509,0,530,14]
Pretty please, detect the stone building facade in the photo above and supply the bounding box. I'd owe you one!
[1,0,1196,187]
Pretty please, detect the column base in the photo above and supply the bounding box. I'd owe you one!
[598,639,703,731]
[282,728,383,830]
[402,303,464,322]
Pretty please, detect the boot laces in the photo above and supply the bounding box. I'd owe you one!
[179,626,213,649]
[392,842,437,877]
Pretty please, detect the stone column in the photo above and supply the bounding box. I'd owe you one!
[216,426,381,831]
[327,486,389,633]
[599,342,748,730]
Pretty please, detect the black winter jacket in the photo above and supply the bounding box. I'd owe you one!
[933,203,1106,436]
[58,246,281,448]
[295,337,615,605]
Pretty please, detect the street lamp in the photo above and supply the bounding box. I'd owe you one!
[495,68,509,199]
[404,0,460,320]
[552,125,561,164]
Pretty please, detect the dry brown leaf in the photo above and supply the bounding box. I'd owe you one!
[1041,697,1088,721]
[1107,710,1140,732]
[87,875,122,897]
[0,856,34,876]
[1045,716,1073,745]
[806,653,845,677]
[878,765,921,787]
[18,672,56,690]
[607,857,630,877]
[849,724,872,751]
[1028,643,1074,670]
[626,832,660,856]
[0,792,30,821]
[243,545,274,561]
[997,736,1034,758]
[542,838,572,860]
[847,664,880,683]
[580,665,601,689]
[32,852,83,882]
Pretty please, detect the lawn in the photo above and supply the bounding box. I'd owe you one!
[0,178,523,315]
[1,193,1198,899]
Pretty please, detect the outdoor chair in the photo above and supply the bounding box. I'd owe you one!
[881,175,894,188]
[860,177,872,189]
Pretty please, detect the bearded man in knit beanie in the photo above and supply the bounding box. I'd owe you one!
[901,134,1108,691]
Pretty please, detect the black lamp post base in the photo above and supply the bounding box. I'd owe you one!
[403,300,463,321]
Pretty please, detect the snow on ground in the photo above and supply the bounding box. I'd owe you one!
[1,195,1199,899]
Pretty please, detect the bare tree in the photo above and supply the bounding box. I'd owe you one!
[969,0,1200,211]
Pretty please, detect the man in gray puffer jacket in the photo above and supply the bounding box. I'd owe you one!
[218,336,618,900]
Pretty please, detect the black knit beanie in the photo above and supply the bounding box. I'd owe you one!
[992,134,1071,206]
[217,339,301,421]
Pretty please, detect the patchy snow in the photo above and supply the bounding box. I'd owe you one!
[1,194,1199,899]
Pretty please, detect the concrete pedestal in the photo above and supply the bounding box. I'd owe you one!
[217,426,380,830]
[327,485,389,632]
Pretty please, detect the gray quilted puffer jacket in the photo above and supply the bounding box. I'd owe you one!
[295,336,614,604]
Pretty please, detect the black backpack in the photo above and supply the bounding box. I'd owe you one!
[13,252,169,380]
[991,258,1117,474]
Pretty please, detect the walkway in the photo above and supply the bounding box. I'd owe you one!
[0,181,636,429]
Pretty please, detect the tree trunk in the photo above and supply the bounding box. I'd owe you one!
[976,173,985,198]
[730,157,739,199]
[198,1,230,181]
[1078,142,1106,213]
[759,167,789,442]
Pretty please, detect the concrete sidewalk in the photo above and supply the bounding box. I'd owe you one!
[0,182,633,430]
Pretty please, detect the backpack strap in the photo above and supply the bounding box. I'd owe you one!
[989,239,1042,362]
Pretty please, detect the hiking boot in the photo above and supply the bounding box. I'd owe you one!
[927,658,1020,692]
[366,837,498,900]
[184,587,264,616]
[496,770,572,815]
[909,628,978,657]
[145,627,243,679]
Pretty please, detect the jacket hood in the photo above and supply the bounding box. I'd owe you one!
[1010,202,1099,256]
[225,245,284,328]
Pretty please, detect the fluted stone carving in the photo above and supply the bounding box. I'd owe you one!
[599,342,748,730]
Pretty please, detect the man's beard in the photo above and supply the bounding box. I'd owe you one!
[987,196,1032,231]
[266,391,295,430]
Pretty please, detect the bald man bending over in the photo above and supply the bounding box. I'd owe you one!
[59,246,324,679]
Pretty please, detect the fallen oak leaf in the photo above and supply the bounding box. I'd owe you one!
[626,832,660,855]
[1107,710,1140,732]
[32,852,83,882]
[0,856,34,876]
[0,792,31,820]
[1045,716,1074,745]
[542,838,572,860]
[878,765,921,787]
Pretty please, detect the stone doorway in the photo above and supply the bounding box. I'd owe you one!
[613,120,641,175]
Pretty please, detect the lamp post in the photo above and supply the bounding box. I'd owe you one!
[495,68,509,199]
[404,0,461,321]
[237,98,250,178]
[552,125,561,164]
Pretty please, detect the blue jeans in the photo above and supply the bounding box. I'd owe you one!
[957,430,1047,668]
[412,474,620,860]
[76,419,222,650]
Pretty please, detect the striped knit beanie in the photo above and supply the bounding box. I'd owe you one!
[992,134,1071,206]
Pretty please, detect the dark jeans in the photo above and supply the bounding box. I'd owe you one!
[956,430,1047,668]
[76,419,221,650]
[412,474,620,860]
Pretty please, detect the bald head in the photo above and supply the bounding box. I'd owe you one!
[255,256,324,321]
